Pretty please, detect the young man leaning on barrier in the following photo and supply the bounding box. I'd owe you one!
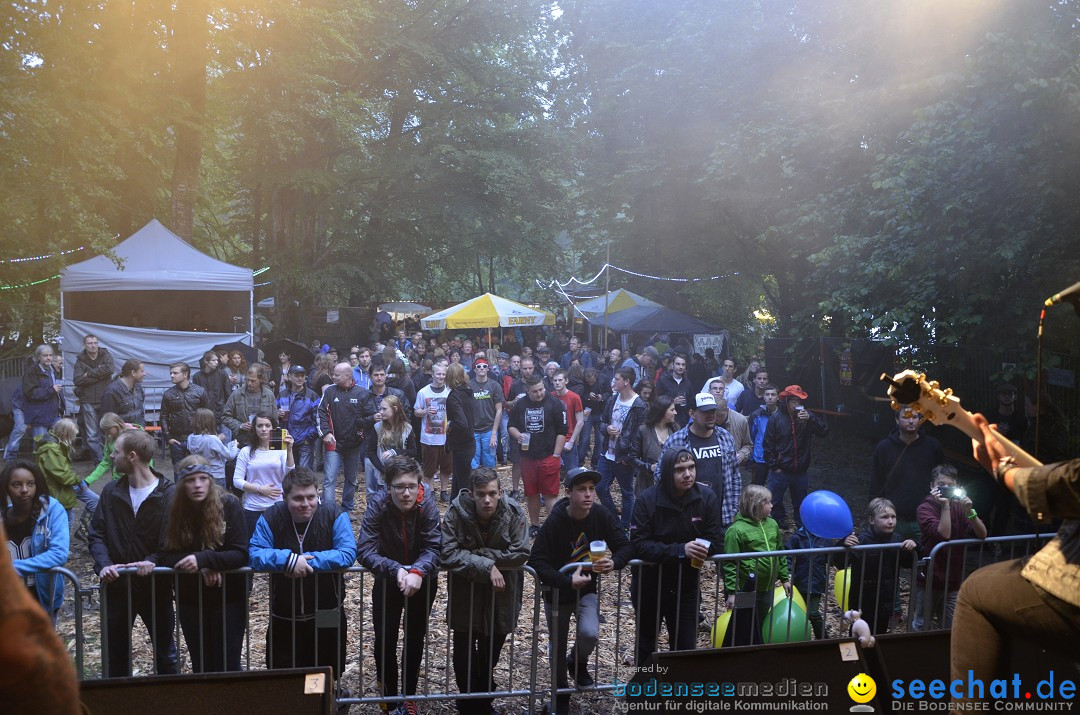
[249,466,356,696]
[357,455,441,715]
[441,467,530,715]
[528,466,633,715]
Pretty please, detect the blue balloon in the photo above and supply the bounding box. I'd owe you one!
[800,490,854,539]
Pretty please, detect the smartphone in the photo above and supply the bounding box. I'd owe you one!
[268,429,288,450]
[941,486,966,500]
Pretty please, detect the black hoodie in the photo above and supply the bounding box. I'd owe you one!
[528,496,633,604]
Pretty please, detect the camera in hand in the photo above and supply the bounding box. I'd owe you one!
[941,486,966,500]
[269,429,288,450]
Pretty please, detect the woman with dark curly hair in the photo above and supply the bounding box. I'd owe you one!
[1,459,69,622]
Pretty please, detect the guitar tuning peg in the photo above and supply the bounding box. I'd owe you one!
[889,399,900,411]
[943,388,953,397]
[929,380,940,390]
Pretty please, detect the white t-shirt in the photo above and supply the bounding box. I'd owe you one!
[724,378,744,411]
[129,479,159,515]
[604,394,637,461]
[234,446,290,512]
[414,384,449,446]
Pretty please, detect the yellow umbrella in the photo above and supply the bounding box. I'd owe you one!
[420,293,555,331]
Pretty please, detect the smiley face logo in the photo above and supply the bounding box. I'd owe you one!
[847,673,877,704]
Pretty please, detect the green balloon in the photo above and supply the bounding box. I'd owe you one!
[761,598,812,644]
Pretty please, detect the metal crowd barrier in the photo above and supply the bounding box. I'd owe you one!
[47,533,1052,710]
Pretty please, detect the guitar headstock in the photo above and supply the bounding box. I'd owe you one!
[881,370,1042,469]
[880,370,966,429]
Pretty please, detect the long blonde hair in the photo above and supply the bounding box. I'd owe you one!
[165,455,225,551]
[378,395,410,450]
[50,418,79,448]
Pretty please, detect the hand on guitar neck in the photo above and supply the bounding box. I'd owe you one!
[882,370,1041,493]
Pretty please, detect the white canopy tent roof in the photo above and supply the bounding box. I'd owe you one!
[61,219,253,292]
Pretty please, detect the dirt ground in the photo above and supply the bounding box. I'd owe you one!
[56,426,879,714]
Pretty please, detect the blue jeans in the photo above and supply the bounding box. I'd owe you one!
[596,455,635,529]
[294,439,315,470]
[2,407,43,460]
[80,401,104,462]
[364,457,384,498]
[767,469,809,527]
[168,440,189,468]
[561,443,580,472]
[579,413,603,467]
[322,443,362,510]
[471,431,497,469]
[498,412,510,463]
[74,481,100,518]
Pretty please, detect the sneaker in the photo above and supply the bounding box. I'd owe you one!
[440,490,450,503]
[401,701,419,715]
[529,524,541,540]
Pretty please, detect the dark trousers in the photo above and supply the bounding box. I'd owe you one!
[452,630,508,715]
[169,440,190,468]
[767,469,808,527]
[267,609,347,677]
[178,598,246,672]
[951,557,1080,684]
[751,461,769,486]
[102,576,177,677]
[373,577,438,697]
[631,565,700,666]
[450,441,477,501]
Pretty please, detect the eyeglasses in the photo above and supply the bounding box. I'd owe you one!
[390,483,419,494]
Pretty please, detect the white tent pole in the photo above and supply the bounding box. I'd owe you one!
[249,279,254,346]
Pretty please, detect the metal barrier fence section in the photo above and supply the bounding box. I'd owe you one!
[52,533,1051,711]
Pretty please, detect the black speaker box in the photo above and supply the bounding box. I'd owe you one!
[79,667,335,715]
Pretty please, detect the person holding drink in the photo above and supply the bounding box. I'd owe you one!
[630,448,723,667]
[233,411,294,538]
[528,466,632,714]
[278,365,319,469]
[509,375,567,538]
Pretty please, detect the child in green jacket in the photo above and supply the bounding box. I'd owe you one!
[723,485,791,626]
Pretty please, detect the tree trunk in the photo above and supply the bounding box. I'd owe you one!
[169,3,209,240]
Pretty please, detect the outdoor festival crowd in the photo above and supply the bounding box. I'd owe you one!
[0,324,1057,714]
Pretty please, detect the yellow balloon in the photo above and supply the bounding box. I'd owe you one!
[771,585,807,613]
[710,611,732,648]
[834,567,852,612]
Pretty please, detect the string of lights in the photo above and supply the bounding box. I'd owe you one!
[540,262,740,291]
[253,266,270,277]
[254,280,272,287]
[0,275,59,290]
[0,247,85,264]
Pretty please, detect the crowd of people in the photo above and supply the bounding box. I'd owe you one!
[0,325,1065,713]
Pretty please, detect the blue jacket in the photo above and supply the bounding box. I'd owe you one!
[250,501,356,619]
[748,405,778,465]
[278,388,319,443]
[21,362,60,428]
[10,496,69,614]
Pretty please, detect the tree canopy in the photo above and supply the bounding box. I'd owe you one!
[2,0,1078,356]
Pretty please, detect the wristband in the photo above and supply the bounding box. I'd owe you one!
[966,509,978,520]
[994,456,1017,484]
[408,568,424,579]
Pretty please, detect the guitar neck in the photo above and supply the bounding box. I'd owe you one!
[945,406,1043,469]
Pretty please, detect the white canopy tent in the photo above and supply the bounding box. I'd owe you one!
[59,219,254,413]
